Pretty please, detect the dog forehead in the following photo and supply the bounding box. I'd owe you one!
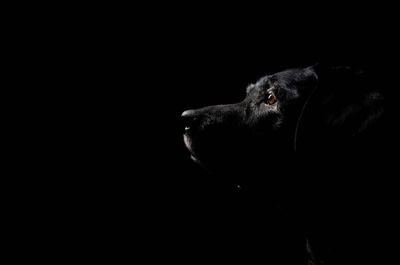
[255,76,271,87]
[246,76,271,94]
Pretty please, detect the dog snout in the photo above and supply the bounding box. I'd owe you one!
[181,109,200,132]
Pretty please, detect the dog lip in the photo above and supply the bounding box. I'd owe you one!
[183,133,201,161]
[183,133,192,151]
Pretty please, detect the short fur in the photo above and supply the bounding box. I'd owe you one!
[182,64,387,264]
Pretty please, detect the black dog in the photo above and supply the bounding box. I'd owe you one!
[182,64,384,172]
[181,64,388,264]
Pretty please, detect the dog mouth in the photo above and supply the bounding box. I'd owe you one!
[183,133,202,163]
[183,133,192,151]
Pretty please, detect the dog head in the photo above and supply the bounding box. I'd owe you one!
[182,65,319,174]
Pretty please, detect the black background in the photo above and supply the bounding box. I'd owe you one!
[31,5,398,263]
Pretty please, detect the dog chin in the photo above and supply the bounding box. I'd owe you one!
[183,134,193,152]
[183,134,204,165]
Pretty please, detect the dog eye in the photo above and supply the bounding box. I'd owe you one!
[266,93,277,105]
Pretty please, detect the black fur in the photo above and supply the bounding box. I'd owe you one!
[182,64,388,264]
[182,64,383,172]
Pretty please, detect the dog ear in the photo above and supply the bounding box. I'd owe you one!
[293,64,320,151]
[306,63,320,81]
[291,64,319,96]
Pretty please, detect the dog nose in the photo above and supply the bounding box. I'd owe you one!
[181,110,199,132]
[182,109,196,118]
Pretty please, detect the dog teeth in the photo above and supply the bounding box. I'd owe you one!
[185,126,190,131]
